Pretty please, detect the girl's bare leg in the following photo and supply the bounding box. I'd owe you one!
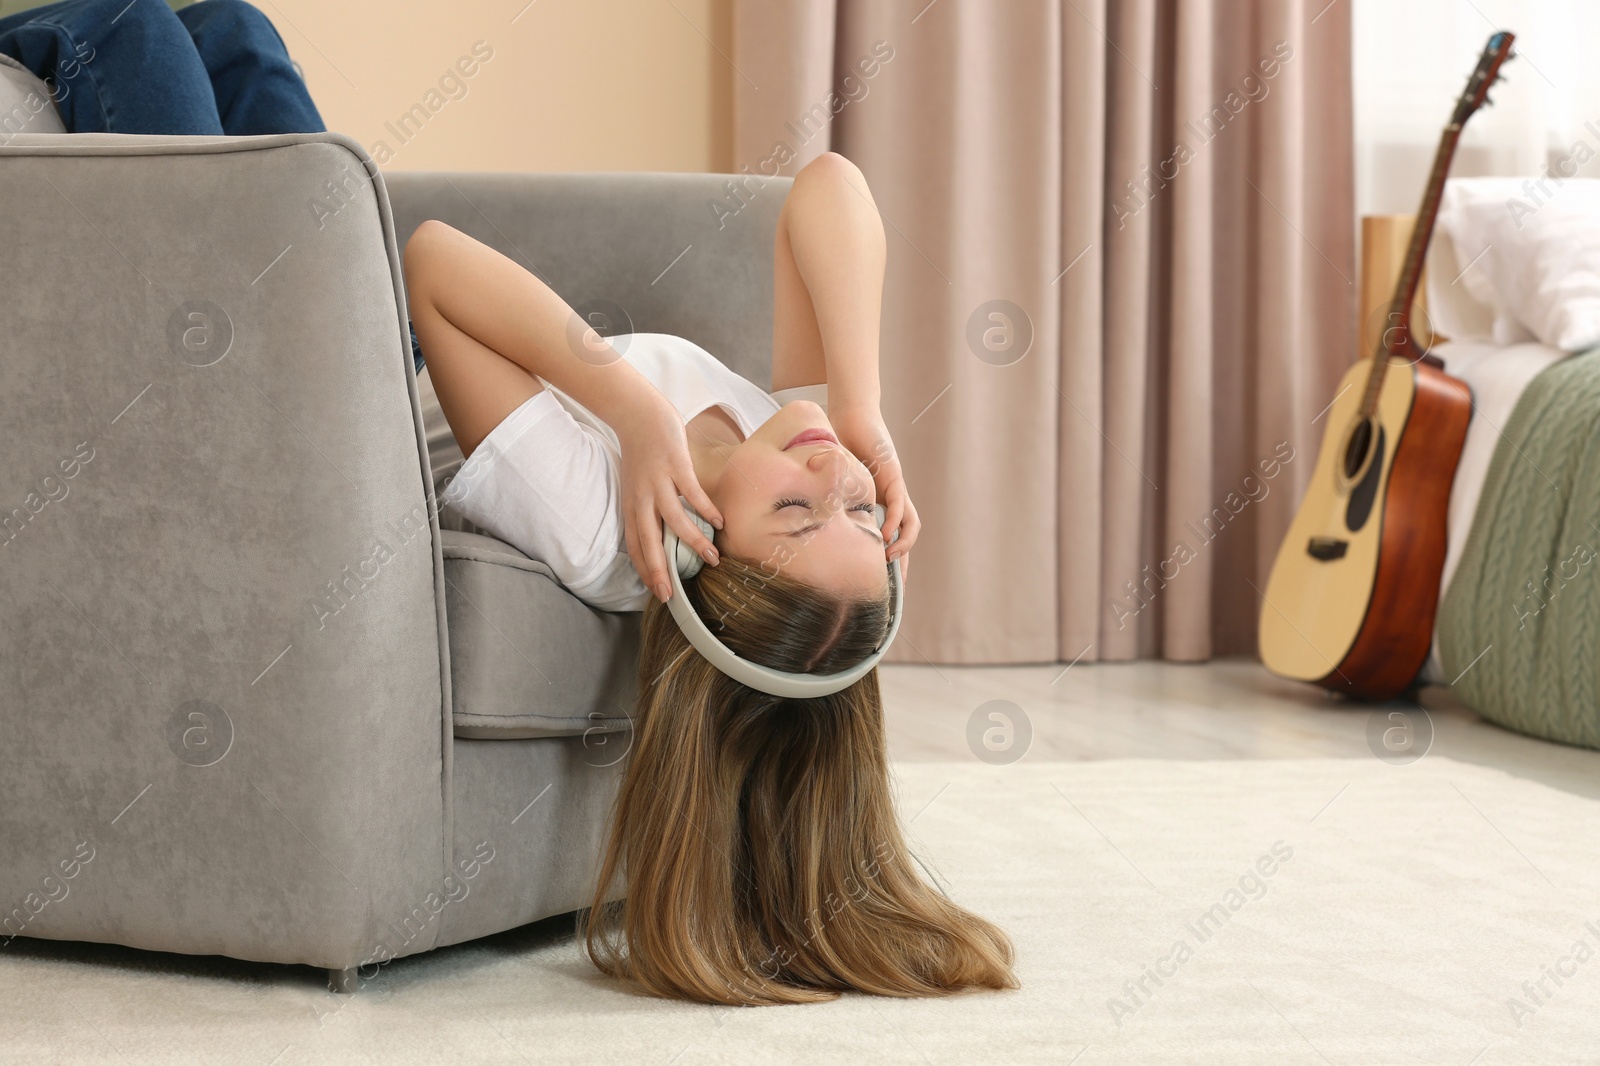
[769,152,887,407]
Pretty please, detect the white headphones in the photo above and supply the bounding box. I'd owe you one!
[661,498,904,698]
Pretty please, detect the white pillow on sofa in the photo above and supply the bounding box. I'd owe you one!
[1433,177,1600,352]
[0,54,65,136]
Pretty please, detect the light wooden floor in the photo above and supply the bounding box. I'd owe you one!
[878,657,1600,800]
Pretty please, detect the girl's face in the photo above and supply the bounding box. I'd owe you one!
[705,401,890,598]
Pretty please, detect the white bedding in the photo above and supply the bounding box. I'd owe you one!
[1419,338,1568,684]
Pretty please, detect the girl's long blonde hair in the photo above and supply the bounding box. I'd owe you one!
[584,555,1018,1005]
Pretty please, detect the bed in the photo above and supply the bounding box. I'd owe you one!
[1420,336,1566,684]
[1365,181,1600,747]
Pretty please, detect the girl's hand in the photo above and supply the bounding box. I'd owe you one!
[614,388,723,602]
[830,404,919,575]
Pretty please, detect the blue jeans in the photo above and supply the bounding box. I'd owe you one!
[0,0,324,135]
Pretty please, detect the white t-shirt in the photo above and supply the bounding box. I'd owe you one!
[440,332,826,612]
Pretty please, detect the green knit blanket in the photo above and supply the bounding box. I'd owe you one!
[1438,348,1600,749]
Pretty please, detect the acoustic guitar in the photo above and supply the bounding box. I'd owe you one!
[1259,31,1515,700]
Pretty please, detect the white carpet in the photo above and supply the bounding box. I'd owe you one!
[4,757,1598,1065]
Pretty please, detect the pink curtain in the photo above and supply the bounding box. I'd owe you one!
[733,0,1355,663]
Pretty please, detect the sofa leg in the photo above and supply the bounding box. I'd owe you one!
[327,966,361,994]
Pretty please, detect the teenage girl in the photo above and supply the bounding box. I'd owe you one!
[406,152,1017,1004]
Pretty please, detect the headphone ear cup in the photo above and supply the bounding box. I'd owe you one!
[673,498,716,579]
[676,537,704,580]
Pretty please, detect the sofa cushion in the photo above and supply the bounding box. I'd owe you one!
[442,529,637,740]
[0,54,65,137]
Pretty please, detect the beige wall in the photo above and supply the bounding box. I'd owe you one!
[267,0,732,173]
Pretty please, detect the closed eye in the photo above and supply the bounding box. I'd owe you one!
[772,497,881,540]
[773,497,875,515]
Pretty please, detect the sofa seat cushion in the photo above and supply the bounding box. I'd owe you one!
[442,529,637,740]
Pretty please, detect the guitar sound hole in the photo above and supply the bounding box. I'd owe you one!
[1342,418,1374,480]
[1345,425,1387,534]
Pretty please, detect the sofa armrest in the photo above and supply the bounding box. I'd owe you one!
[0,132,452,969]
[385,170,793,389]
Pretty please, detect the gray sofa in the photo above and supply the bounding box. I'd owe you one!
[0,55,788,991]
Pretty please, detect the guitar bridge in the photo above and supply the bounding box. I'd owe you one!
[1306,536,1349,561]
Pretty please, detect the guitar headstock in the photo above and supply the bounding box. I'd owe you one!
[1452,30,1516,125]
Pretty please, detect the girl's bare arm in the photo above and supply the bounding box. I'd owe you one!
[403,219,656,455]
[769,152,885,410]
[769,153,919,561]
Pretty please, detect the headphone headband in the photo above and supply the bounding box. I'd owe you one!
[661,499,903,699]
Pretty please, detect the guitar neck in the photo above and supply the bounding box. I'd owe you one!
[1358,121,1465,418]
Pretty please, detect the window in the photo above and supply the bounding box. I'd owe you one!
[1353,0,1600,215]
